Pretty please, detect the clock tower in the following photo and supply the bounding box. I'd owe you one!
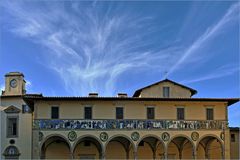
[2,72,26,96]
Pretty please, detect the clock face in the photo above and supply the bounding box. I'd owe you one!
[10,79,17,88]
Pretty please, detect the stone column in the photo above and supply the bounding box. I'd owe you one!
[70,152,74,159]
[126,151,129,159]
[153,150,156,160]
[204,143,210,159]
[179,148,182,159]
[221,149,224,160]
[179,152,182,159]
[164,147,168,160]
[100,151,105,160]
[205,148,209,159]
[133,150,137,160]
[192,147,197,160]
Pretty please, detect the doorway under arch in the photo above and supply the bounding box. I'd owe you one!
[167,136,194,159]
[196,135,223,159]
[105,136,135,159]
[137,136,165,159]
[41,135,71,159]
[73,136,103,159]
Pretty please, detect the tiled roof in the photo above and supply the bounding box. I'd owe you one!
[23,94,239,106]
[230,127,240,131]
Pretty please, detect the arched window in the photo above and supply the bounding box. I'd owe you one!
[3,146,20,159]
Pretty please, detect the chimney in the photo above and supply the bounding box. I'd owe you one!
[117,93,128,98]
[88,93,98,97]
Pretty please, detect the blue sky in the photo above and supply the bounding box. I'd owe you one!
[0,1,239,126]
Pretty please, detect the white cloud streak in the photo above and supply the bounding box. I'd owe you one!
[166,2,240,77]
[181,64,239,84]
[26,80,32,90]
[1,1,239,96]
[1,1,182,96]
[0,84,4,92]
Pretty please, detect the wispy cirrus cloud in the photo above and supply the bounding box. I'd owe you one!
[0,83,4,92]
[1,1,239,96]
[181,64,239,84]
[25,80,32,90]
[166,2,240,77]
[1,1,182,95]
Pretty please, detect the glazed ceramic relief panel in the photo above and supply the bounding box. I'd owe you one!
[33,119,226,130]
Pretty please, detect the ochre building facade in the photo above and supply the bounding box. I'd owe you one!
[0,72,239,159]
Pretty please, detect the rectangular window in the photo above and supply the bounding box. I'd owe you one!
[51,106,59,119]
[163,87,170,98]
[116,107,124,119]
[177,108,185,120]
[7,117,18,137]
[231,134,235,142]
[206,108,214,120]
[22,105,31,113]
[147,107,155,119]
[84,107,92,119]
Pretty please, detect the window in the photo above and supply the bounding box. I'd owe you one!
[7,117,18,137]
[206,108,214,120]
[177,108,185,120]
[116,107,124,119]
[51,107,59,119]
[231,134,235,142]
[22,105,31,113]
[3,146,20,159]
[163,87,170,98]
[84,107,92,119]
[147,107,155,119]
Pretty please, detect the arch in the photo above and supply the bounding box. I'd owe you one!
[167,134,194,148]
[196,134,224,159]
[72,135,103,159]
[167,134,195,159]
[196,134,223,149]
[136,134,164,148]
[40,134,71,159]
[137,135,165,159]
[105,134,135,159]
[40,134,71,150]
[3,145,20,159]
[105,134,135,148]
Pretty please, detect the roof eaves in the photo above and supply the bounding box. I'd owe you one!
[23,96,239,106]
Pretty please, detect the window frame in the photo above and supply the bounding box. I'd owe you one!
[3,146,20,159]
[146,107,155,119]
[231,134,235,142]
[116,107,124,119]
[84,106,92,119]
[177,107,185,120]
[6,116,19,138]
[163,86,170,98]
[22,105,31,113]
[206,108,214,120]
[51,106,59,119]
